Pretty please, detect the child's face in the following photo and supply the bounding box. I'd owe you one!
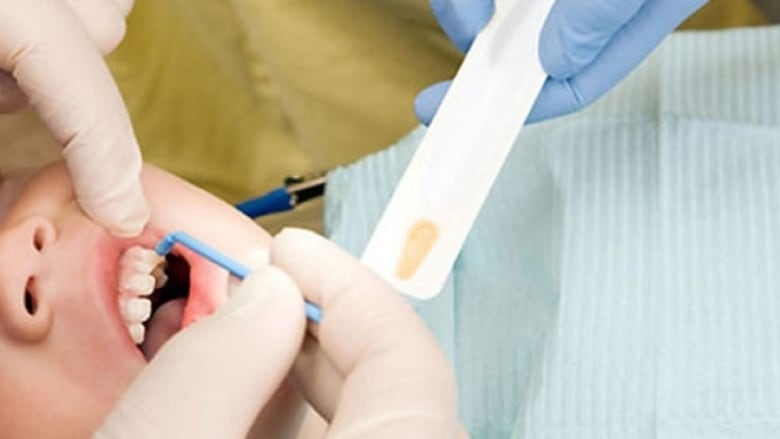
[0,162,271,438]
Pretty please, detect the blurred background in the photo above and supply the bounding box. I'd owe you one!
[1,0,776,232]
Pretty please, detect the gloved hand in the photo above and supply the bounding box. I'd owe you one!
[272,228,466,438]
[95,230,465,438]
[94,265,307,438]
[416,0,708,124]
[0,0,149,236]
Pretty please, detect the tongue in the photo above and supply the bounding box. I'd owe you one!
[140,298,186,360]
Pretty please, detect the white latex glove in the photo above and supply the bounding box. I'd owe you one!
[272,228,466,438]
[0,0,149,237]
[94,265,307,438]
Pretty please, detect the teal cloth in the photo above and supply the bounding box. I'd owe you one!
[324,26,780,438]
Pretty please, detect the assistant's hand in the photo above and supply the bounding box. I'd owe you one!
[416,0,708,124]
[94,266,307,438]
[0,0,149,236]
[272,228,466,438]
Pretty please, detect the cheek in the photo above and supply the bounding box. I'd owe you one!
[2,166,74,227]
[0,332,139,438]
[51,296,144,406]
[0,362,100,438]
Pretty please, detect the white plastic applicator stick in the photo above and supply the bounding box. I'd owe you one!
[361,0,556,299]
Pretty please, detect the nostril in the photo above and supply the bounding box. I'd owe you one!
[32,230,44,252]
[24,278,37,315]
[24,289,36,315]
[31,219,56,252]
[6,276,53,342]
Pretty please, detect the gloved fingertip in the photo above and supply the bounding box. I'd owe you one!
[539,0,649,80]
[102,203,150,238]
[525,77,581,124]
[220,265,304,321]
[114,0,135,17]
[239,266,300,299]
[274,227,322,249]
[414,81,451,126]
[64,0,128,55]
[430,0,495,52]
[89,184,150,238]
[271,228,327,270]
[461,0,495,51]
[105,216,148,238]
[539,16,580,80]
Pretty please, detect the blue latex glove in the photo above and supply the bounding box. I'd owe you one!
[417,0,708,124]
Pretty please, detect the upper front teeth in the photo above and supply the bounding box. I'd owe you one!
[118,246,166,345]
[127,323,146,345]
[121,297,152,322]
[121,246,164,277]
[119,274,156,297]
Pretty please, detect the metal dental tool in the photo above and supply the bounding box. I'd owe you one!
[236,173,326,219]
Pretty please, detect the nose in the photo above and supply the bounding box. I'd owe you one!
[0,216,57,342]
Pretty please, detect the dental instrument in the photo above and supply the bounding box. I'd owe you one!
[236,173,326,219]
[155,231,323,323]
[361,0,556,299]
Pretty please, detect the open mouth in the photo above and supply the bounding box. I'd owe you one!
[116,243,224,361]
[140,253,191,359]
[149,253,190,312]
[149,253,191,325]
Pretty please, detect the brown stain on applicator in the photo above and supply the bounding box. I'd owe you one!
[396,219,439,279]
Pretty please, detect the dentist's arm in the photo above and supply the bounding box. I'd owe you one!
[272,228,466,438]
[0,0,149,236]
[415,0,708,124]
